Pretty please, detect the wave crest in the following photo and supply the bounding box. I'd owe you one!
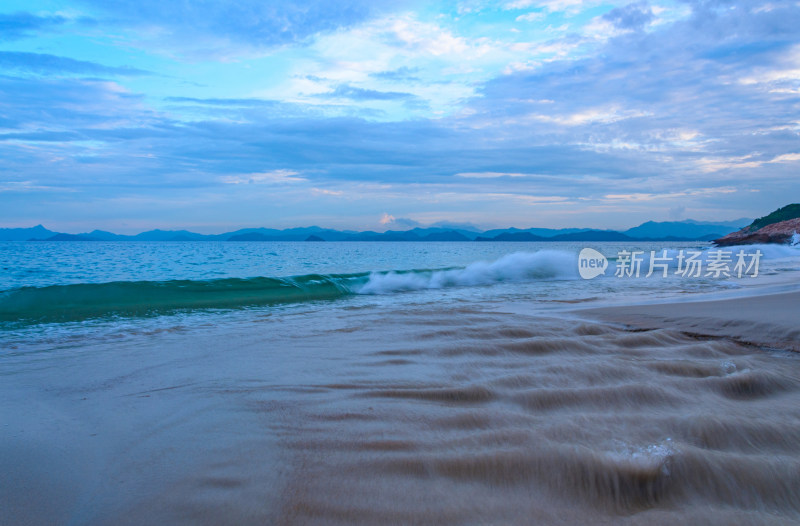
[357,251,578,294]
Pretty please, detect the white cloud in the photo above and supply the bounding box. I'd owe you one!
[385,17,471,56]
[771,153,800,163]
[738,44,800,90]
[696,152,800,173]
[220,170,306,184]
[603,187,738,202]
[0,181,72,193]
[515,12,545,22]
[525,106,651,126]
[505,0,602,15]
[455,171,528,178]
[311,188,344,196]
[252,13,511,118]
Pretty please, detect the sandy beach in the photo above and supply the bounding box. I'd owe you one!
[4,281,800,525]
[576,290,800,352]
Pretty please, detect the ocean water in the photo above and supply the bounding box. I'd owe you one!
[2,241,800,525]
[3,240,798,332]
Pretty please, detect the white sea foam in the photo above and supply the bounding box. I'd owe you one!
[607,244,800,278]
[357,250,578,294]
[728,242,800,259]
[357,244,800,295]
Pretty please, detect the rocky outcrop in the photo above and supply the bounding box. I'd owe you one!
[714,217,800,246]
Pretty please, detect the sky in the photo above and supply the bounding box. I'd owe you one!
[0,0,798,233]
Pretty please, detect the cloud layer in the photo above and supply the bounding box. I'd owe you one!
[0,0,798,232]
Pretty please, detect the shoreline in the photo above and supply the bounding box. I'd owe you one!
[573,290,800,352]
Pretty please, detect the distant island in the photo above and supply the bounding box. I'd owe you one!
[0,218,756,243]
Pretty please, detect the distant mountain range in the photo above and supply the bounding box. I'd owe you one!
[0,218,752,243]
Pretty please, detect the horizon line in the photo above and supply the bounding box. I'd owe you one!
[1,217,752,238]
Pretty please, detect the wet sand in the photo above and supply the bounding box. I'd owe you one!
[3,293,800,525]
[576,290,800,352]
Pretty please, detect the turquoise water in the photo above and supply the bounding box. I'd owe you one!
[1,241,503,288]
[1,240,799,334]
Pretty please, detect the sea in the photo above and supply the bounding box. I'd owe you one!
[2,240,800,525]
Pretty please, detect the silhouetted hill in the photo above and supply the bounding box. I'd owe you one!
[550,231,634,242]
[624,220,748,240]
[747,204,800,231]
[81,230,128,241]
[0,225,57,241]
[2,218,755,243]
[419,231,470,241]
[228,232,328,241]
[133,229,209,241]
[475,232,548,242]
[478,227,585,238]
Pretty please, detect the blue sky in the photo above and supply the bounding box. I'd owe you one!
[1,0,798,233]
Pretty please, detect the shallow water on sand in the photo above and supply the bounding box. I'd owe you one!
[3,300,800,525]
[3,241,800,524]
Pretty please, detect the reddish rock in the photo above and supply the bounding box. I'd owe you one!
[714,218,800,246]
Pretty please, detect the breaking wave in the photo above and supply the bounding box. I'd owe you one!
[0,251,579,323]
[357,250,578,294]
